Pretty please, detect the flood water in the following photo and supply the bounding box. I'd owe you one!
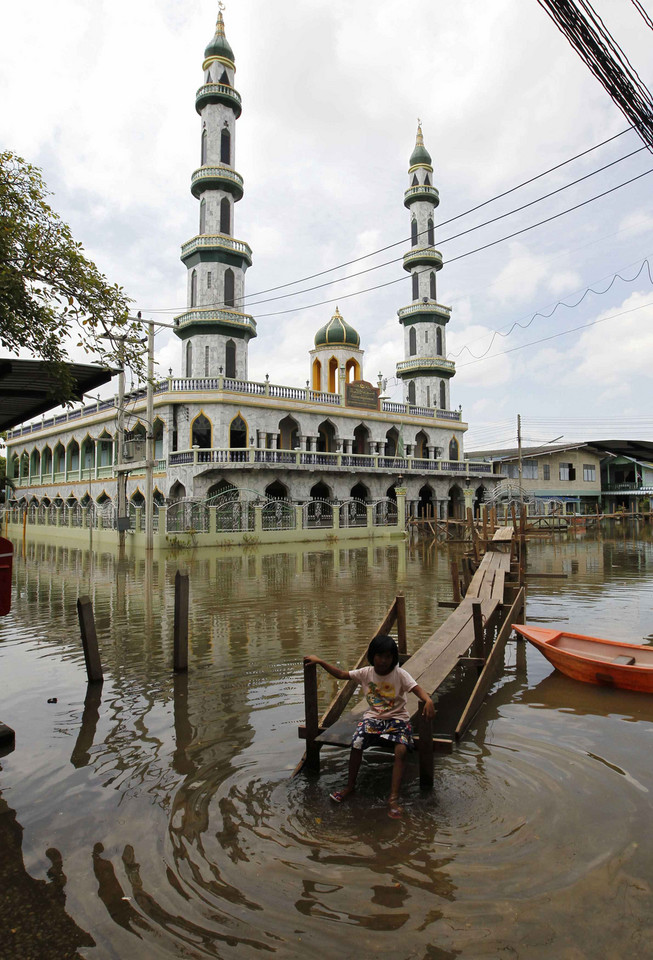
[2,524,653,959]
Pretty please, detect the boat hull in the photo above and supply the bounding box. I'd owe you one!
[512,624,653,693]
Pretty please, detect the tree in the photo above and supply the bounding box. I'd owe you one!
[0,151,145,401]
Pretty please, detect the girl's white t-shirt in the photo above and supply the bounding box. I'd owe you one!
[348,665,417,721]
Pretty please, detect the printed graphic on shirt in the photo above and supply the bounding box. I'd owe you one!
[366,680,397,713]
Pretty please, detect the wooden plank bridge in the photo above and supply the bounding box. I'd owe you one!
[297,526,526,784]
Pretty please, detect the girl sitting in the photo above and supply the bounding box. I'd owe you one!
[304,634,435,818]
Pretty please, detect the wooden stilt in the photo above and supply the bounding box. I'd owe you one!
[77,596,103,683]
[450,559,461,603]
[417,702,434,789]
[174,571,189,672]
[471,599,484,660]
[303,661,321,773]
[395,594,407,655]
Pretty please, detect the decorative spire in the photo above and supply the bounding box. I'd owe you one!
[332,305,342,319]
[205,2,235,64]
[409,120,432,168]
[215,2,225,38]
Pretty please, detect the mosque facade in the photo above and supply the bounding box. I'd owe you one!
[5,11,495,529]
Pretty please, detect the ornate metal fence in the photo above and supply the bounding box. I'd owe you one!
[302,499,334,529]
[262,498,296,531]
[339,498,368,528]
[373,498,398,526]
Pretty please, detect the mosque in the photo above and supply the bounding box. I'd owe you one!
[5,10,495,534]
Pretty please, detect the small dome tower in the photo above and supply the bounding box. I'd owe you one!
[310,307,364,394]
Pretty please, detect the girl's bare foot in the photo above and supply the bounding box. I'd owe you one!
[387,795,403,819]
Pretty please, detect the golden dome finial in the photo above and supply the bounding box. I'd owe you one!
[332,305,343,319]
[416,119,424,145]
[216,1,226,36]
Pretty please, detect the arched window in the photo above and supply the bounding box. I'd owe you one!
[312,358,322,391]
[220,128,231,164]
[225,339,236,378]
[191,269,198,307]
[412,174,418,186]
[230,415,247,448]
[426,385,431,406]
[219,69,229,84]
[430,271,436,300]
[191,413,212,448]
[201,129,208,165]
[328,357,338,394]
[153,419,164,459]
[279,415,300,450]
[353,423,369,455]
[436,327,443,354]
[411,219,418,246]
[427,217,434,245]
[220,197,230,234]
[440,380,446,410]
[408,381,416,405]
[409,327,417,355]
[204,345,210,377]
[449,436,459,461]
[224,268,235,307]
[412,272,419,300]
[199,198,206,234]
[186,341,193,377]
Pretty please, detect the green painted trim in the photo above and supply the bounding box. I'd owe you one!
[195,86,242,118]
[403,188,440,209]
[402,249,443,272]
[181,248,251,270]
[174,322,255,342]
[398,311,450,327]
[396,363,455,380]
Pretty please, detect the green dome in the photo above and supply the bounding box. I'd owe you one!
[314,307,360,348]
[205,12,235,63]
[409,123,432,167]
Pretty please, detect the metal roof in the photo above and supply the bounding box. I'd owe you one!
[0,358,117,431]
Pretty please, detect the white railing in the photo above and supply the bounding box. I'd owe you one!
[181,234,252,260]
[396,357,456,374]
[191,165,244,190]
[396,301,451,320]
[195,82,242,106]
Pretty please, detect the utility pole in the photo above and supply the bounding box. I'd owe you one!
[517,413,523,503]
[116,336,127,550]
[145,315,155,551]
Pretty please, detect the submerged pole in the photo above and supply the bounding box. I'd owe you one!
[77,596,103,683]
[173,571,189,672]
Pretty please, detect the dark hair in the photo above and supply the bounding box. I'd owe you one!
[367,634,399,668]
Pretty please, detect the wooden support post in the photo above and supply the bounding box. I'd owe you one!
[450,558,461,603]
[491,505,497,532]
[77,596,103,683]
[395,594,407,655]
[483,505,488,544]
[417,702,434,789]
[471,599,484,660]
[174,571,189,672]
[303,661,321,773]
[510,502,517,527]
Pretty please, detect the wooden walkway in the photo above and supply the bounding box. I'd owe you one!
[298,526,525,780]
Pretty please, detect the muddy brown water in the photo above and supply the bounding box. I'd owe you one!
[1,524,653,959]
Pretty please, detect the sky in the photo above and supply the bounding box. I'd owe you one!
[1,0,652,451]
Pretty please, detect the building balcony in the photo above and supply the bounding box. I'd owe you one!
[603,482,653,494]
[396,356,456,378]
[190,165,244,201]
[402,246,443,272]
[173,308,257,336]
[195,82,242,117]
[403,184,440,208]
[180,234,253,267]
[397,301,451,324]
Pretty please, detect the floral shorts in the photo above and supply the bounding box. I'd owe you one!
[351,717,414,751]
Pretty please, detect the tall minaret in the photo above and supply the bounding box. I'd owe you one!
[174,7,256,380]
[395,123,455,411]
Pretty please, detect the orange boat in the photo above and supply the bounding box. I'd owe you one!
[512,624,653,693]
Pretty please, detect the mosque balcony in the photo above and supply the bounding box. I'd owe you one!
[396,357,456,379]
[195,82,242,118]
[173,308,257,338]
[403,184,440,208]
[191,165,244,201]
[397,302,451,324]
[181,234,253,268]
[402,246,443,272]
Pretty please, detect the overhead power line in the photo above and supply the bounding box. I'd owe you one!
[144,126,637,314]
[536,0,653,151]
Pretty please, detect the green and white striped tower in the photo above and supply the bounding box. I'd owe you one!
[395,123,455,411]
[174,6,256,380]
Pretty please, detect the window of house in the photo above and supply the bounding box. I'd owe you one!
[543,463,550,480]
[559,462,575,481]
[583,464,596,482]
[523,461,538,479]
